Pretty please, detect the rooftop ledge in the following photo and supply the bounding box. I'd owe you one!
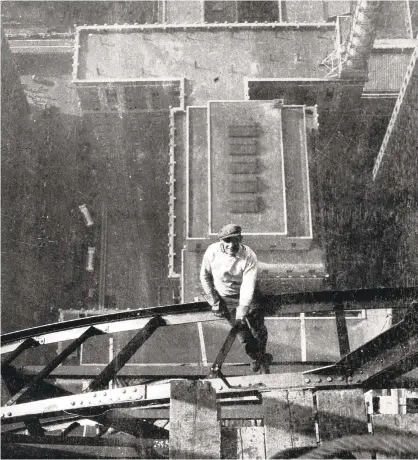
[75,22,337,34]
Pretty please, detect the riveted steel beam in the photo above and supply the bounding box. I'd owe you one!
[85,316,166,392]
[1,338,40,369]
[5,327,103,406]
[1,383,170,424]
[209,324,240,384]
[1,381,261,425]
[2,288,417,355]
[305,307,418,387]
[1,433,160,448]
[334,303,350,357]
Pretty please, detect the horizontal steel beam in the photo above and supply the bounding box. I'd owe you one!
[2,287,416,355]
[104,404,265,420]
[1,433,160,447]
[305,307,418,386]
[1,382,260,425]
[21,362,334,380]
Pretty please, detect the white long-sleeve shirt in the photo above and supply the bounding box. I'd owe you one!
[200,242,258,318]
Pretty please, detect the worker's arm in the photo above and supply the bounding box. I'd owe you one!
[236,251,258,320]
[200,249,222,311]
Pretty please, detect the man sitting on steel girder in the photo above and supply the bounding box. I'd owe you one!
[200,223,273,373]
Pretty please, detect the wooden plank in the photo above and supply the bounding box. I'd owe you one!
[373,414,418,459]
[263,390,316,458]
[287,390,317,449]
[372,414,418,434]
[237,427,266,459]
[221,427,239,459]
[169,380,220,459]
[316,389,368,441]
[221,426,266,459]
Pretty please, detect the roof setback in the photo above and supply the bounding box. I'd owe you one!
[73,24,335,105]
[185,100,313,245]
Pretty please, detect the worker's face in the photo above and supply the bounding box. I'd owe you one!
[221,236,242,255]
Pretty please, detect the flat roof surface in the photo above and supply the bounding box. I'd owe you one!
[209,101,286,235]
[76,26,334,105]
[186,102,312,241]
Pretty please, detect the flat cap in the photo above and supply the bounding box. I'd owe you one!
[218,223,242,240]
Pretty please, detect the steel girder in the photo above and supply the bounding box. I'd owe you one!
[2,287,417,355]
[1,286,417,449]
[304,305,418,388]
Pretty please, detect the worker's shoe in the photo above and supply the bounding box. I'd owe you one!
[260,353,273,374]
[250,358,261,373]
[250,353,273,373]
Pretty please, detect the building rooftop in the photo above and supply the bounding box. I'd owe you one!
[74,24,335,105]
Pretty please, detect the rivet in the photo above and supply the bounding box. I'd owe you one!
[327,377,332,382]
[316,378,322,383]
[138,395,143,400]
[103,392,107,396]
[7,412,12,416]
[360,370,363,374]
[133,388,137,392]
[93,393,97,397]
[123,389,127,393]
[219,385,223,390]
[339,376,344,381]
[71,401,76,406]
[304,378,311,383]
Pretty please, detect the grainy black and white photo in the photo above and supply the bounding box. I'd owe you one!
[1,0,418,458]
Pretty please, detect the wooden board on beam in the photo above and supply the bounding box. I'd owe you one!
[263,389,316,458]
[221,426,266,459]
[372,414,418,435]
[316,389,368,441]
[169,380,221,459]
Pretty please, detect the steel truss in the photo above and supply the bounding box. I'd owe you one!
[1,287,417,458]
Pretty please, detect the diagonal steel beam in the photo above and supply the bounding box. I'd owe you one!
[208,324,240,387]
[334,303,350,357]
[1,338,40,369]
[100,412,169,439]
[338,305,417,372]
[305,306,418,386]
[1,365,60,437]
[85,316,166,392]
[362,351,418,389]
[5,326,104,406]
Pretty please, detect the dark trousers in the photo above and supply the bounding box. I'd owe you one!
[222,299,268,361]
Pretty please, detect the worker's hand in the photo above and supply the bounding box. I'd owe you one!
[212,299,225,318]
[234,318,246,329]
